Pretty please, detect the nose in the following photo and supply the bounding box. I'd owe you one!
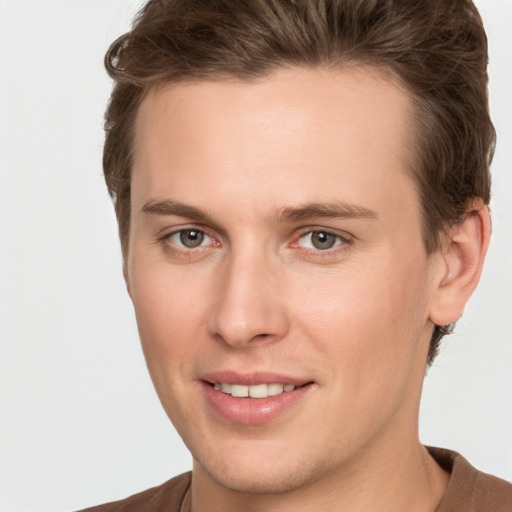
[207,249,289,348]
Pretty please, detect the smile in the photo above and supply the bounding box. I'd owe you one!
[213,382,298,398]
[202,378,314,425]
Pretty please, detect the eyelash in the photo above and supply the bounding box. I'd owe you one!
[158,226,218,256]
[292,228,352,258]
[158,226,352,258]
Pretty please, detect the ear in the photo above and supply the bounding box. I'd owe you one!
[429,202,491,326]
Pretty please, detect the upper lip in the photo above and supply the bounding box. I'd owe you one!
[201,371,312,386]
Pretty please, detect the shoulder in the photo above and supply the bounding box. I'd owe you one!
[428,447,512,512]
[75,472,191,512]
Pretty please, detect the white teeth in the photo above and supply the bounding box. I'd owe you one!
[214,382,297,398]
[221,383,232,393]
[249,383,268,398]
[231,384,249,397]
[267,383,285,396]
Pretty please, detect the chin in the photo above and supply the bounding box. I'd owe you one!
[201,463,320,494]
[193,445,331,494]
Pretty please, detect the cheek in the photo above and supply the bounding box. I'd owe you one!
[290,255,429,389]
[286,260,430,449]
[129,262,211,376]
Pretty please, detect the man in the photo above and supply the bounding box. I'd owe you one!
[81,0,512,510]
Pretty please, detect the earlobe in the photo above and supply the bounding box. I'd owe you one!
[429,203,491,327]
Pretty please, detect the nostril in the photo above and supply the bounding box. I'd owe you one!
[254,333,270,340]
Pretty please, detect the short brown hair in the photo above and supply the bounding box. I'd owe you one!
[103,0,495,364]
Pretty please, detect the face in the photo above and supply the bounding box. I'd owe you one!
[127,67,438,493]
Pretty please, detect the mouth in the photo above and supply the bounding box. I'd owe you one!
[208,381,309,398]
[201,374,315,425]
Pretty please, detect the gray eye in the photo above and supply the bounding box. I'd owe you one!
[311,231,338,250]
[298,230,343,251]
[179,229,205,248]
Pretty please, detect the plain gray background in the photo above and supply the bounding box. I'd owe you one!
[0,1,511,511]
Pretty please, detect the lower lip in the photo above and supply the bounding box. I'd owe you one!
[201,382,313,425]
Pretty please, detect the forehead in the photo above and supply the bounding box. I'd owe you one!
[131,66,418,225]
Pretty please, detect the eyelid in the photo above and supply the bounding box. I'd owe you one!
[294,226,352,243]
[299,232,342,248]
[170,230,212,248]
[156,224,352,254]
[158,224,220,250]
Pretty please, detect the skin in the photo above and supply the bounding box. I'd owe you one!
[125,67,490,512]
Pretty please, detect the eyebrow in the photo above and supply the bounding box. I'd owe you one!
[142,199,212,221]
[275,202,378,223]
[142,198,377,224]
